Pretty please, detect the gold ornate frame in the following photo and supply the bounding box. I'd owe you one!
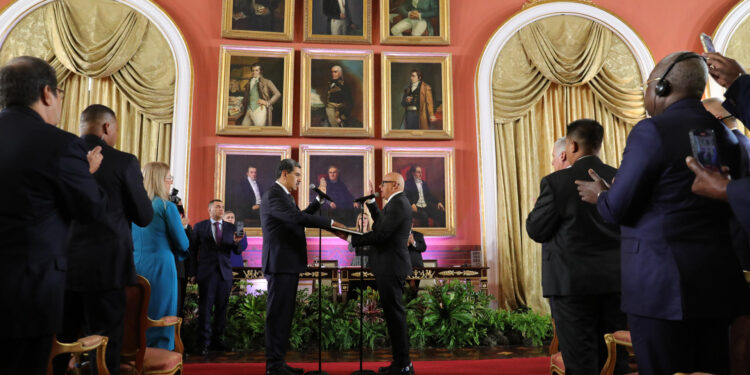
[300,48,374,138]
[214,144,292,236]
[221,0,295,41]
[379,0,450,45]
[381,52,453,139]
[384,147,455,236]
[303,0,372,44]
[299,144,375,236]
[216,45,294,136]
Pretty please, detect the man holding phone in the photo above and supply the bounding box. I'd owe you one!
[190,199,247,356]
[576,51,748,374]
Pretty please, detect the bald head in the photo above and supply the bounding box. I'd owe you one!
[80,104,118,146]
[653,52,708,98]
[380,172,404,200]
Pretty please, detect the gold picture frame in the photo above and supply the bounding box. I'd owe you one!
[221,0,294,41]
[299,144,375,235]
[380,0,450,45]
[214,144,292,236]
[384,147,455,236]
[300,49,374,138]
[304,0,372,44]
[216,45,294,136]
[381,52,453,139]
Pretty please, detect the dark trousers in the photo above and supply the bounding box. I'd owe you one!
[376,273,410,367]
[0,334,53,375]
[265,273,299,370]
[628,314,731,375]
[176,277,187,318]
[52,288,126,375]
[197,272,232,347]
[550,294,628,375]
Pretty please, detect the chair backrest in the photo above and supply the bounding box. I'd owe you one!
[121,275,151,372]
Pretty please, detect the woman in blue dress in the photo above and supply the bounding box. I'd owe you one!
[132,162,189,350]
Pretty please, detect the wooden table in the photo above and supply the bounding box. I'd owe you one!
[232,266,489,300]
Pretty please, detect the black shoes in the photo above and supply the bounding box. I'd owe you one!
[266,362,304,375]
[283,363,304,374]
[378,362,414,375]
[265,365,295,375]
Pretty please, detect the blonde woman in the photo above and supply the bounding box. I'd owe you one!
[348,211,373,267]
[131,162,189,350]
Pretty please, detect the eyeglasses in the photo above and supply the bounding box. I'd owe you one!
[165,175,174,182]
[379,180,395,187]
[639,78,660,93]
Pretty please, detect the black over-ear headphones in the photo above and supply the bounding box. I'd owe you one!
[655,52,704,97]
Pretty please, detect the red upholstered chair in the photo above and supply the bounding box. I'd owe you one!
[120,275,183,375]
[601,330,637,375]
[47,335,110,375]
[549,319,565,374]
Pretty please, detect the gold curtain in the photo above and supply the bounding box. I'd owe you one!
[491,15,645,313]
[0,0,174,164]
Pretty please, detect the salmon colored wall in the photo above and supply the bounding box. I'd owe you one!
[0,0,739,259]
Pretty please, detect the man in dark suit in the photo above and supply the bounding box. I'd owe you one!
[702,97,750,270]
[526,119,628,375]
[0,56,106,375]
[404,165,445,227]
[190,199,247,356]
[235,165,264,226]
[261,159,343,375]
[338,173,415,375]
[407,228,426,293]
[577,52,750,374]
[53,105,154,375]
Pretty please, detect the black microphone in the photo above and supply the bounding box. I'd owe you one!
[310,184,334,202]
[354,192,379,203]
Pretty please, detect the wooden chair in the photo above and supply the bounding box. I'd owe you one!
[120,275,184,375]
[47,335,109,375]
[601,330,636,375]
[549,319,565,374]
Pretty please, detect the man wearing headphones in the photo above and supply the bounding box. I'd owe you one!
[576,51,750,374]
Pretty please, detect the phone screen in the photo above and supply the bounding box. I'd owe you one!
[235,221,244,235]
[689,129,721,171]
[700,33,716,53]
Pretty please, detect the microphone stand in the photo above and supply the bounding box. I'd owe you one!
[306,195,330,375]
[351,200,376,375]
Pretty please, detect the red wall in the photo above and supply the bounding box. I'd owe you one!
[0,0,739,262]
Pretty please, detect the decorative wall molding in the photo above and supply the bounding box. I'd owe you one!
[474,1,653,296]
[0,0,193,207]
[709,0,750,97]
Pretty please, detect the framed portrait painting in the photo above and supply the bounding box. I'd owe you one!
[214,144,292,236]
[304,0,372,44]
[384,147,455,236]
[299,144,375,235]
[380,0,449,45]
[216,46,294,136]
[381,52,453,139]
[222,0,294,41]
[300,49,374,138]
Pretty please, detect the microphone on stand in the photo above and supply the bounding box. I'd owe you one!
[353,192,379,203]
[310,184,334,202]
